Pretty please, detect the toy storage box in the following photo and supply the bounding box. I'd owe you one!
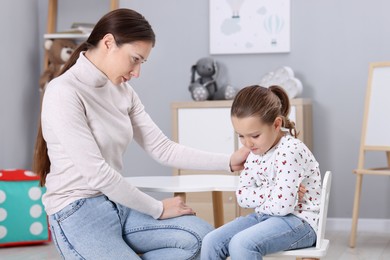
[0,169,50,247]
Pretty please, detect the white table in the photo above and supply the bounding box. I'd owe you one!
[125,174,239,227]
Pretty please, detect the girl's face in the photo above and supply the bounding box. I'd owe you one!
[104,39,153,85]
[231,116,283,155]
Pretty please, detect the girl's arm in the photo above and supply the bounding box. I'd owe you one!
[236,155,269,208]
[260,145,318,216]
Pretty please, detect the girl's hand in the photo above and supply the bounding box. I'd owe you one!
[298,184,307,202]
[159,196,195,219]
[230,146,250,172]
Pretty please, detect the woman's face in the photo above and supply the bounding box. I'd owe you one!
[105,39,153,85]
[231,116,283,155]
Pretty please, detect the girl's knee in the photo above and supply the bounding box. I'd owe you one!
[229,235,244,251]
[201,231,215,249]
[201,230,230,259]
[229,234,264,256]
[201,231,220,256]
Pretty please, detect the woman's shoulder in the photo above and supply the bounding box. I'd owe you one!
[44,76,77,98]
[42,75,85,112]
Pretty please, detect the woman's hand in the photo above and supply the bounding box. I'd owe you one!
[298,183,307,202]
[229,146,250,172]
[159,196,195,219]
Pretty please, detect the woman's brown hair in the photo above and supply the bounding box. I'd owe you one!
[231,85,298,138]
[33,8,155,186]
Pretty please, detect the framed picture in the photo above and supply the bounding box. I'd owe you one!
[209,0,290,54]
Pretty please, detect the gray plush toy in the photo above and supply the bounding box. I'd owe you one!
[189,57,237,101]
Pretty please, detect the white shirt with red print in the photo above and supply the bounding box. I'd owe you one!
[236,134,321,233]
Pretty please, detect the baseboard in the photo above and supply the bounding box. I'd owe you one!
[327,218,390,233]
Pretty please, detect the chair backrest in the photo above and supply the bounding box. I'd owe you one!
[315,171,332,249]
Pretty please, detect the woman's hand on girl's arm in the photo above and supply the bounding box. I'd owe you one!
[159,196,195,219]
[229,146,250,172]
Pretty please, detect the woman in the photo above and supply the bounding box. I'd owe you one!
[33,8,248,260]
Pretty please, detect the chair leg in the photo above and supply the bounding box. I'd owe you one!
[349,173,363,248]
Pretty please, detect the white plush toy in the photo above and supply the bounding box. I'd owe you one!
[259,66,303,98]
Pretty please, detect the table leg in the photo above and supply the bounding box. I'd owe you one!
[212,191,224,228]
[174,192,186,202]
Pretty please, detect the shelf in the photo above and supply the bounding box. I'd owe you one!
[43,0,118,69]
[43,33,90,39]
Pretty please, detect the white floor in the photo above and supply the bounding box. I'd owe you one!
[1,230,390,259]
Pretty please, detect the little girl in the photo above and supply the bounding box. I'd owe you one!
[201,85,321,260]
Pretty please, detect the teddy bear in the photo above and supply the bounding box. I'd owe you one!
[188,57,237,101]
[39,38,77,91]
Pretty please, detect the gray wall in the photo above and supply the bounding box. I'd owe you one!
[0,0,40,169]
[2,0,390,219]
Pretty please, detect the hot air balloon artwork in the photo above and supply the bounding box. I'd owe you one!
[209,0,290,54]
[264,14,285,47]
[226,0,245,19]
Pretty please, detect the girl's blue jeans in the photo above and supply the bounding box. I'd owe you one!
[48,195,213,260]
[201,212,316,260]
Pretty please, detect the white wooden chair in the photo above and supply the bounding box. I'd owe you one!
[266,171,332,260]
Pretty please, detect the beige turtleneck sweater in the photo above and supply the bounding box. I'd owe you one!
[41,53,231,218]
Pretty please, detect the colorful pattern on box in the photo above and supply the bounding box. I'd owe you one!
[0,169,50,246]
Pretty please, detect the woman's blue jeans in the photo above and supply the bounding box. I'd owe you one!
[48,195,214,260]
[201,213,316,260]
